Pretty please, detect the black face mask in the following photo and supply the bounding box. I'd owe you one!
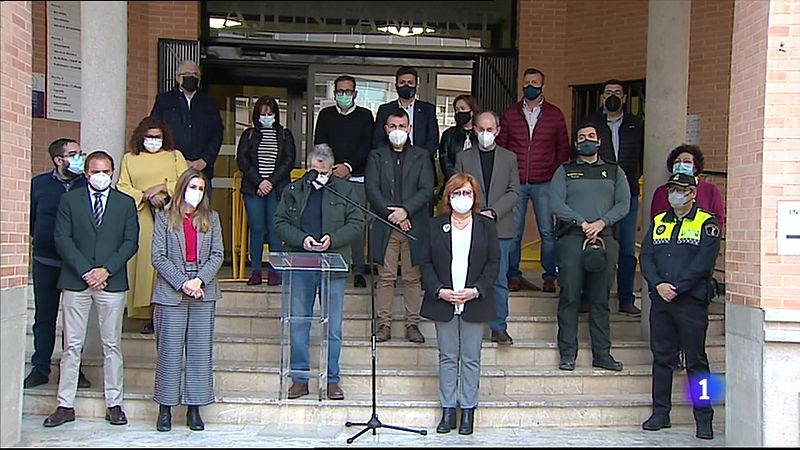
[604,95,622,112]
[455,111,472,127]
[181,75,199,92]
[397,85,416,100]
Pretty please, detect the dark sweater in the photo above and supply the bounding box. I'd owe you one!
[314,106,375,177]
[479,148,495,190]
[301,187,324,240]
[30,171,87,264]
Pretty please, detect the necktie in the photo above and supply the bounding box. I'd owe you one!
[93,193,103,226]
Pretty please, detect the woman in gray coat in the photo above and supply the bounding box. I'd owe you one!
[151,169,223,432]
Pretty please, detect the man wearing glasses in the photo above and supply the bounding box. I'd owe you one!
[151,60,223,187]
[314,75,375,288]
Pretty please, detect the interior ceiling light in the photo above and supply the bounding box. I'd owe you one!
[377,24,435,37]
[209,17,242,29]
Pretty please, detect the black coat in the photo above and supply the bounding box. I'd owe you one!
[365,144,434,266]
[583,111,644,195]
[236,124,296,196]
[372,100,439,154]
[150,89,224,181]
[419,214,499,323]
[438,126,478,182]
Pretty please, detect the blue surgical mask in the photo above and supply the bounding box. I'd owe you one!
[672,162,694,176]
[66,154,85,175]
[259,114,275,128]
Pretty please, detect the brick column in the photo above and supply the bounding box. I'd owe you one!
[725,0,800,446]
[0,1,33,447]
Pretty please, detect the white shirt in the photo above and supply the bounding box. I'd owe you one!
[450,219,473,315]
[606,112,624,159]
[523,97,544,138]
[87,185,109,221]
[180,89,194,110]
[337,104,357,116]
[398,99,415,145]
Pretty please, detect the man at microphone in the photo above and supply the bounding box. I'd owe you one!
[274,144,364,401]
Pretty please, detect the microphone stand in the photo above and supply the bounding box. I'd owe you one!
[310,177,427,443]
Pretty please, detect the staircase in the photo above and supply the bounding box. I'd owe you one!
[22,283,726,428]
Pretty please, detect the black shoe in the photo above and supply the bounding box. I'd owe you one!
[24,370,48,389]
[43,406,75,428]
[642,414,671,431]
[77,371,91,389]
[559,360,576,371]
[592,357,623,371]
[187,406,204,431]
[354,275,367,288]
[105,405,128,425]
[696,421,714,440]
[436,407,457,434]
[618,304,642,316]
[458,408,474,435]
[491,330,513,345]
[156,405,172,432]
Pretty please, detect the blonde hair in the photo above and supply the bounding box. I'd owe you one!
[167,169,212,233]
[442,172,481,215]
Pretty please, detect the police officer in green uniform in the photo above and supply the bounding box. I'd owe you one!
[640,173,720,440]
[550,122,630,372]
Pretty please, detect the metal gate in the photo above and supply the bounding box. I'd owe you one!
[471,55,518,115]
[157,39,200,94]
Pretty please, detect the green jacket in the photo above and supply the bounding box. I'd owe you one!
[274,176,363,276]
[54,187,140,292]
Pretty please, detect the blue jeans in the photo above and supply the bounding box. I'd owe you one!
[616,195,639,308]
[490,239,513,332]
[508,182,557,281]
[244,191,282,270]
[287,272,346,384]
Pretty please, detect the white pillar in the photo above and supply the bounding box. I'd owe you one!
[641,0,691,338]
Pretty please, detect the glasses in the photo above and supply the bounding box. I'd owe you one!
[450,189,474,198]
[334,89,355,95]
[144,134,163,139]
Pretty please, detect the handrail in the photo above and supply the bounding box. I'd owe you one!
[221,171,249,282]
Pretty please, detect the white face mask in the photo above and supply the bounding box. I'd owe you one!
[668,191,691,209]
[388,129,408,147]
[143,138,163,153]
[478,131,496,149]
[89,172,111,191]
[451,196,474,214]
[313,173,329,190]
[184,189,204,208]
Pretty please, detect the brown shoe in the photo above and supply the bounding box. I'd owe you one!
[375,324,391,342]
[105,405,128,425]
[491,330,514,345]
[327,383,344,400]
[43,406,75,428]
[542,279,557,293]
[246,270,263,286]
[406,325,425,343]
[508,278,521,292]
[287,382,309,399]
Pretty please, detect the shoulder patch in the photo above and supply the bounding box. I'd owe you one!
[601,170,608,178]
[656,224,666,235]
[704,223,720,238]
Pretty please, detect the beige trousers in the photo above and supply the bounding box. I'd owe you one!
[376,230,422,327]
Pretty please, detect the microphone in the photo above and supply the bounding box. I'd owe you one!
[305,169,320,185]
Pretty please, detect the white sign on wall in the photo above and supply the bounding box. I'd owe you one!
[777,201,800,256]
[47,1,81,122]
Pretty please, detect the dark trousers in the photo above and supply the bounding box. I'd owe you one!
[649,292,714,422]
[31,260,62,375]
[556,233,618,360]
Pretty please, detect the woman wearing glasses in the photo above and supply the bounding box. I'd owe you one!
[419,172,500,436]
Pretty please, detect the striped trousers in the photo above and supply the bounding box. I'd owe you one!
[153,299,216,406]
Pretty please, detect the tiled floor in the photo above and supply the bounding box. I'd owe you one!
[16,415,724,447]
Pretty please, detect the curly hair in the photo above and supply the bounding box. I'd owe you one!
[666,144,705,175]
[128,116,176,155]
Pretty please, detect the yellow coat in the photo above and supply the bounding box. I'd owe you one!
[116,150,188,319]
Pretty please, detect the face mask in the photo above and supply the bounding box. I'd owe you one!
[455,111,472,127]
[478,131,496,149]
[672,162,694,176]
[668,191,691,209]
[604,95,622,112]
[65,154,84,175]
[576,140,599,156]
[143,138,162,153]
[523,85,542,100]
[313,173,329,190]
[451,196,474,214]
[335,93,354,109]
[89,172,111,191]
[396,85,416,100]
[184,189,204,208]
[181,75,199,92]
[259,114,275,128]
[388,129,408,147]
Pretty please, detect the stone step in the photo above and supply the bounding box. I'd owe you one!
[28,358,724,398]
[22,386,726,428]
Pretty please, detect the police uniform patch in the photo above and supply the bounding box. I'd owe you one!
[704,223,720,238]
[656,225,666,235]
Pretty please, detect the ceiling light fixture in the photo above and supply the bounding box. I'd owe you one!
[209,17,242,29]
[377,24,435,37]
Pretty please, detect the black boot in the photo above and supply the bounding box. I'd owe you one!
[696,421,714,440]
[436,407,457,433]
[156,405,171,432]
[458,408,474,435]
[187,406,204,431]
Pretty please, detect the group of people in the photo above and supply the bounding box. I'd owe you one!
[24,60,724,440]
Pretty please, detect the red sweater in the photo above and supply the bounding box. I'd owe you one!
[496,99,570,184]
[650,180,726,231]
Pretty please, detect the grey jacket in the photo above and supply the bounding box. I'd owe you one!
[455,144,520,239]
[151,209,224,305]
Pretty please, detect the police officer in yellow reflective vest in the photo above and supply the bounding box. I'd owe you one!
[640,173,720,440]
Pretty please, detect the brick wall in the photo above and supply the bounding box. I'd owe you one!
[516,0,568,112]
[1,1,33,291]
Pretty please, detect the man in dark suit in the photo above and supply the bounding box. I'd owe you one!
[372,66,439,182]
[150,60,224,185]
[43,151,139,428]
[366,109,434,344]
[455,111,520,345]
